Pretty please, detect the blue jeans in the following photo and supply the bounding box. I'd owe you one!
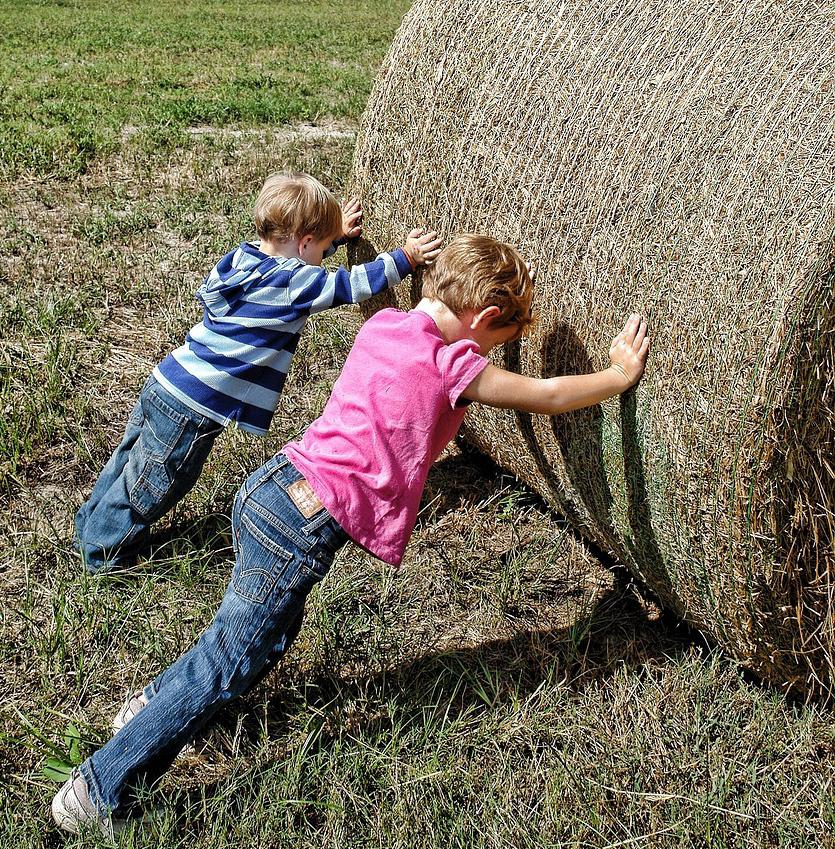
[80,453,349,815]
[75,375,222,573]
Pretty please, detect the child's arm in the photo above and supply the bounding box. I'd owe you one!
[291,229,443,314]
[462,314,650,414]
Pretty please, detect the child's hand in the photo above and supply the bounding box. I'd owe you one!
[341,198,363,240]
[404,228,443,266]
[608,314,650,387]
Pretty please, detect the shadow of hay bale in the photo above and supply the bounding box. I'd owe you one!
[348,0,835,700]
[195,577,707,766]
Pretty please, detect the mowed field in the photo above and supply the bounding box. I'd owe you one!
[1,2,833,847]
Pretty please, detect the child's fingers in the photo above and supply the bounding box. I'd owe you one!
[631,319,648,350]
[419,234,442,250]
[621,313,641,342]
[343,197,361,212]
[407,227,425,239]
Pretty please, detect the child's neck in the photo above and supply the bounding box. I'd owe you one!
[415,298,471,345]
[259,236,300,259]
[416,298,514,356]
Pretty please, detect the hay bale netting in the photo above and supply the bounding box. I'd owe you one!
[348,0,835,699]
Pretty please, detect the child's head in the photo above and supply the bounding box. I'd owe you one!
[254,172,342,245]
[421,234,534,338]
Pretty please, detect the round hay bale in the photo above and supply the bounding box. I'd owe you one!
[348,0,835,699]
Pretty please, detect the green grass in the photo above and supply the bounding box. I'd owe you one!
[0,0,407,175]
[1,2,834,847]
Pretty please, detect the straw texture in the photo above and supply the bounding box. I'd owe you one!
[348,0,835,699]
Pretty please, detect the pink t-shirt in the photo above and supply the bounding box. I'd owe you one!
[284,308,488,565]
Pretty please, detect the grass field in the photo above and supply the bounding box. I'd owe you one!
[1,2,834,847]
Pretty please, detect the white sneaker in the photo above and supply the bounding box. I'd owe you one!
[51,769,125,837]
[112,690,148,734]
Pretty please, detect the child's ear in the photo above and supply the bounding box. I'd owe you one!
[297,233,315,259]
[470,305,501,329]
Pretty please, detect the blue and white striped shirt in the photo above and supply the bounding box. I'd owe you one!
[153,241,413,436]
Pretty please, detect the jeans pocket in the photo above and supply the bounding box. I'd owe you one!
[127,393,189,520]
[129,457,171,520]
[233,513,296,604]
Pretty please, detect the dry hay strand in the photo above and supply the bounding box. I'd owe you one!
[348,0,835,700]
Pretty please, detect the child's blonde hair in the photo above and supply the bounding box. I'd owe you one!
[422,234,534,333]
[254,172,342,243]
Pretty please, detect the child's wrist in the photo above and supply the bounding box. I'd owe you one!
[401,246,417,268]
[609,363,631,387]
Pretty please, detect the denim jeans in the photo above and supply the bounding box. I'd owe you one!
[80,453,349,815]
[75,375,222,573]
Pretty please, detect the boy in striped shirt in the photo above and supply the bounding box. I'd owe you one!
[75,172,441,574]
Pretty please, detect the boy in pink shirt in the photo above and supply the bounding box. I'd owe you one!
[53,235,650,835]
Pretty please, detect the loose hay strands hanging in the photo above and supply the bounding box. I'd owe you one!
[348,0,835,700]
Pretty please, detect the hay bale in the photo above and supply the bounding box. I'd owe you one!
[348,0,835,699]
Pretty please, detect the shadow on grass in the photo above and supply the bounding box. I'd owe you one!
[193,571,708,772]
[293,579,700,709]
